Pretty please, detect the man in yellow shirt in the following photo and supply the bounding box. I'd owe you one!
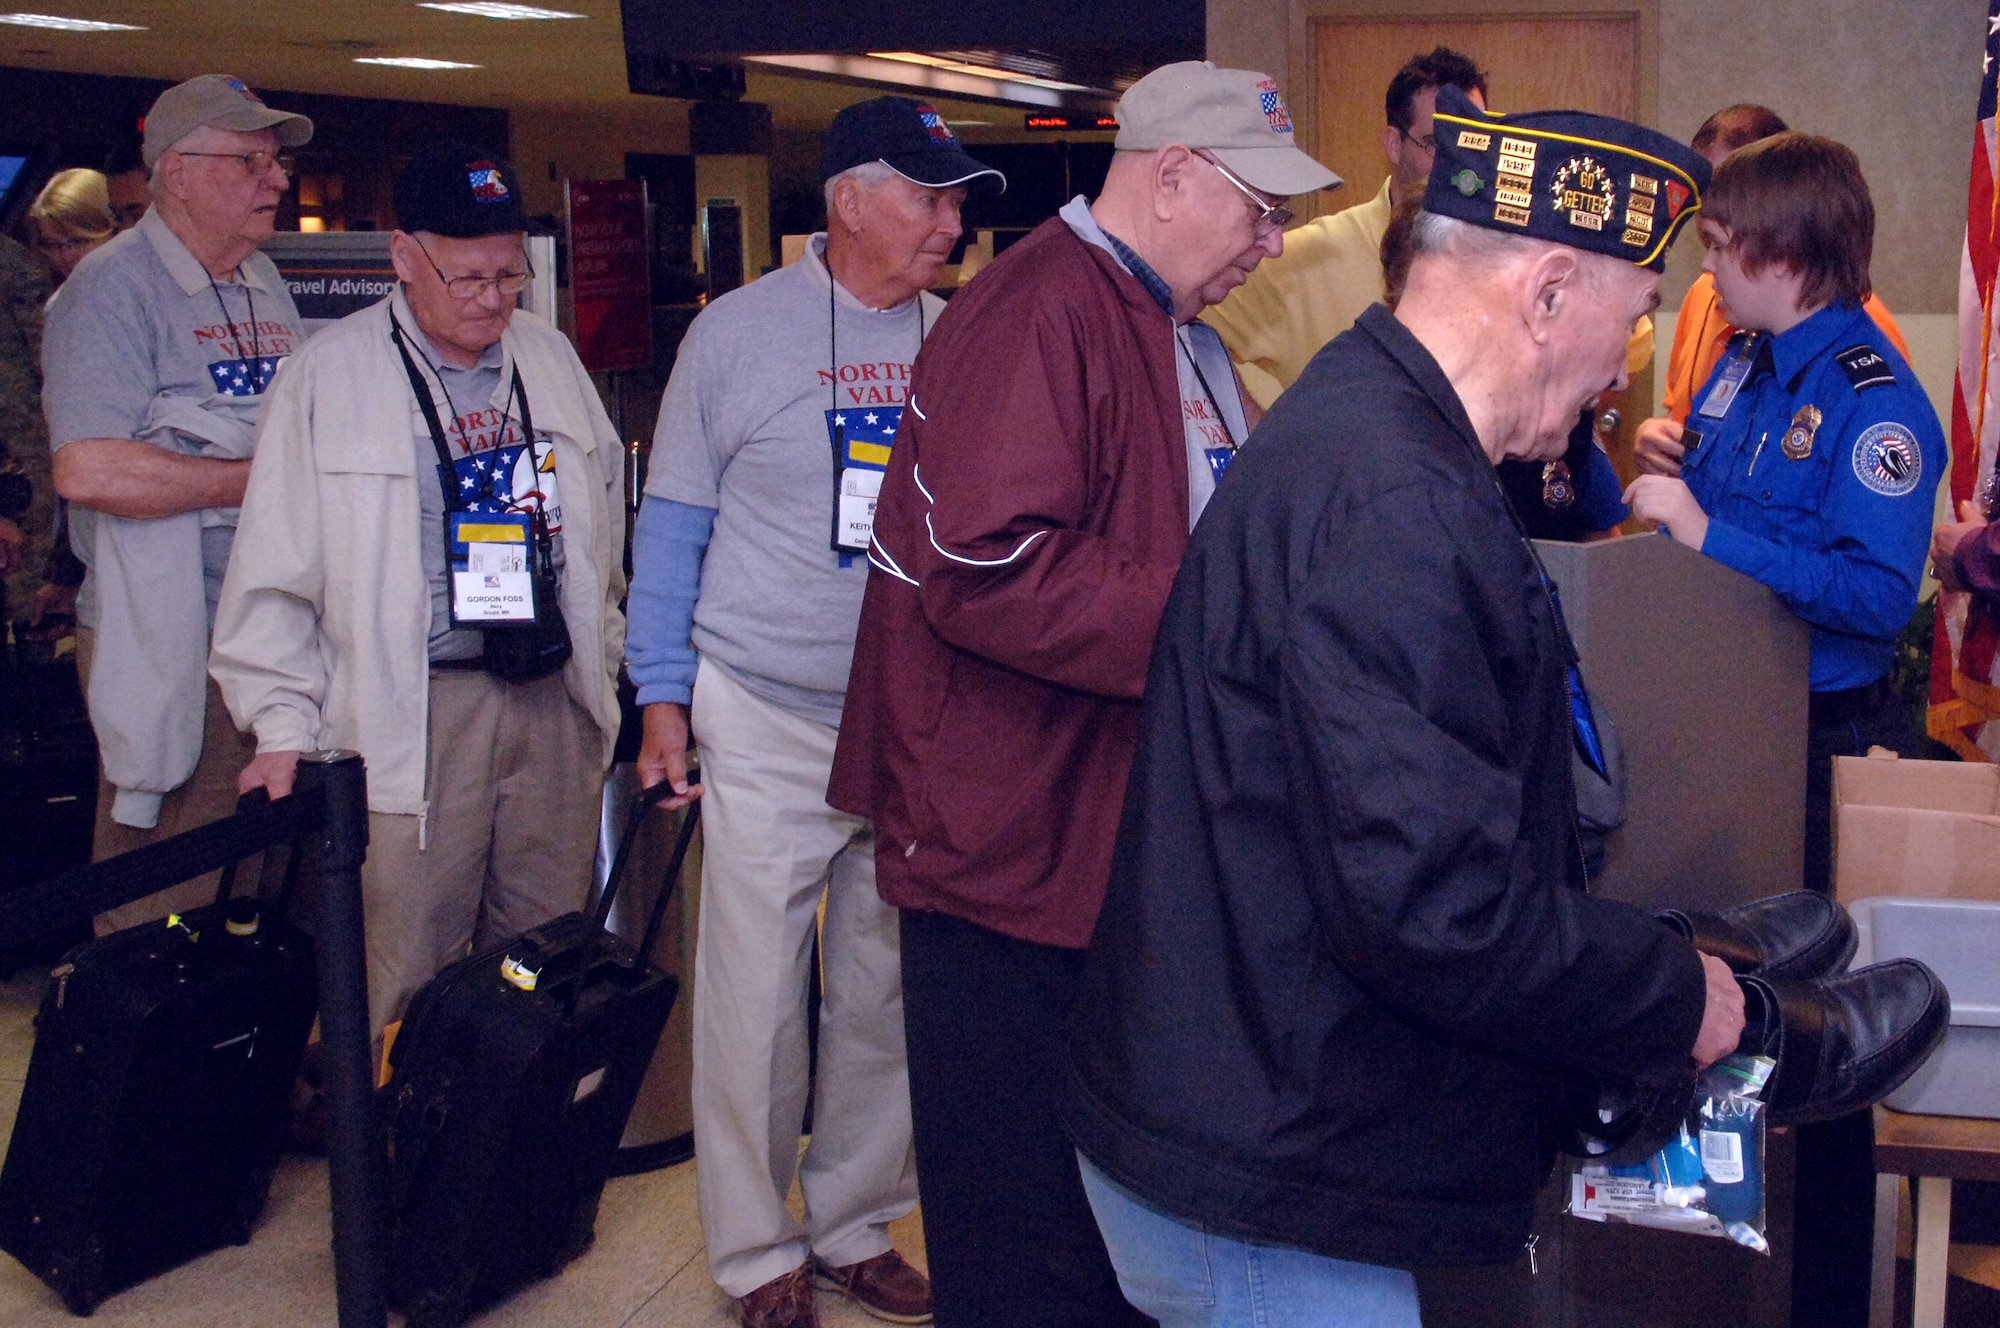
[1203,47,1487,408]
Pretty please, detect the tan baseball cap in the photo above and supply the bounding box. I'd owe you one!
[142,75,313,168]
[1115,61,1340,197]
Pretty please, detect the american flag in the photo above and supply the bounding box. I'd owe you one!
[1257,82,1293,134]
[207,356,281,397]
[917,105,955,145]
[1930,0,2000,759]
[827,406,902,470]
[443,442,533,514]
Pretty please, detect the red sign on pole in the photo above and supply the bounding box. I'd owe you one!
[566,178,653,374]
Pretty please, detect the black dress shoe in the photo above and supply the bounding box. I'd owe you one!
[1740,959,1950,1127]
[1656,891,1857,980]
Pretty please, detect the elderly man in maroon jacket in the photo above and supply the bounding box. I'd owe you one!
[828,61,1338,1328]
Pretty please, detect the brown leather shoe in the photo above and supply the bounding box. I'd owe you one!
[812,1250,932,1324]
[737,1265,818,1328]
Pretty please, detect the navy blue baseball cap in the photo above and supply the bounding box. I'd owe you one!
[1424,86,1710,271]
[395,141,530,238]
[821,96,1006,194]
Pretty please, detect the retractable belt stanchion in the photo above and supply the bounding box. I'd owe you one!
[0,747,386,1328]
[296,751,385,1328]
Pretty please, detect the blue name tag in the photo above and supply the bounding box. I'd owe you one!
[1698,350,1755,419]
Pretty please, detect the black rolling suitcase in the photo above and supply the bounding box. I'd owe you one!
[0,847,318,1314]
[382,781,696,1328]
[0,643,98,978]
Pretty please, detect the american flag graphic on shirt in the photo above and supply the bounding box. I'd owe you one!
[208,356,282,397]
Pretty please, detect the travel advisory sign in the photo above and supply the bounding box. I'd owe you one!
[566,178,652,374]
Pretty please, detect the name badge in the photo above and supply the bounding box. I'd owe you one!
[829,406,902,555]
[1698,348,1755,420]
[448,510,537,624]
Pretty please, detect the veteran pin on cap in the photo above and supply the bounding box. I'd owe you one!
[1115,61,1341,197]
[394,141,530,238]
[1423,85,1710,270]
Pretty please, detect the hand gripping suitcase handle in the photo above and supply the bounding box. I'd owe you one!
[589,770,701,940]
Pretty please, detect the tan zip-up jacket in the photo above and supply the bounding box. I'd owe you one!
[210,290,626,817]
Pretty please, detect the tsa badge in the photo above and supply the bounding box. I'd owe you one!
[1780,405,1821,461]
[1542,459,1577,510]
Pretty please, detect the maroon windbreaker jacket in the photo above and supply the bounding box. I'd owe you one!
[828,215,1193,948]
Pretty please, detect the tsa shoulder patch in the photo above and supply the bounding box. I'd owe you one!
[1851,422,1923,497]
[1836,344,1896,392]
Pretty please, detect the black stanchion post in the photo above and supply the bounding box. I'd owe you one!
[298,750,385,1328]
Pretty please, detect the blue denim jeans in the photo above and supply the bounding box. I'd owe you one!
[1079,1154,1423,1328]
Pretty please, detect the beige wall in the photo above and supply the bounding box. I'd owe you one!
[1210,0,1984,315]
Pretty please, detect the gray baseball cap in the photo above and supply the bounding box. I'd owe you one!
[142,75,313,168]
[1115,61,1340,197]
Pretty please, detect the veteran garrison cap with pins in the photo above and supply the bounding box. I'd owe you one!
[1423,85,1710,270]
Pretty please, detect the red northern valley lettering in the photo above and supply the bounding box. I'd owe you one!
[814,361,915,389]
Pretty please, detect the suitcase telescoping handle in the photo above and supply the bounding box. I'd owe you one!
[209,786,307,920]
[590,770,701,948]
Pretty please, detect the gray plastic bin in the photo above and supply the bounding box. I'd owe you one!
[1852,896,2000,1119]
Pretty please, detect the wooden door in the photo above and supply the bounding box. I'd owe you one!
[1309,16,1652,496]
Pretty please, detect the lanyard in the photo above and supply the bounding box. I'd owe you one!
[389,311,539,517]
[1176,324,1241,453]
[209,274,263,368]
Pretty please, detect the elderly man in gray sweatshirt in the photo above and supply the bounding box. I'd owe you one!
[624,98,1002,1328]
[43,74,310,929]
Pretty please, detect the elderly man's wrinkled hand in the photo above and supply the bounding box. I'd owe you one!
[1690,951,1748,1069]
[638,701,703,810]
[1633,416,1686,477]
[1623,475,1710,553]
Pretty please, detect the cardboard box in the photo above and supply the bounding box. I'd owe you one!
[1833,755,2000,906]
[1850,897,2000,1119]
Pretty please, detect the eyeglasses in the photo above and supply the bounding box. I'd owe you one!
[1399,130,1439,155]
[175,149,297,178]
[414,235,534,300]
[1197,151,1293,236]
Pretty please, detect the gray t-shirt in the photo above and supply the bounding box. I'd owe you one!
[647,234,942,725]
[400,308,566,662]
[43,208,303,625]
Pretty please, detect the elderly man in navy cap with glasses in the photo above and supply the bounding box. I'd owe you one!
[214,143,628,1071]
[625,97,1004,1327]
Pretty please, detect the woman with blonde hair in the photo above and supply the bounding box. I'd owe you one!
[30,168,115,281]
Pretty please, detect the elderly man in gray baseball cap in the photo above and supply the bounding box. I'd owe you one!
[44,75,311,925]
[826,60,1337,1328]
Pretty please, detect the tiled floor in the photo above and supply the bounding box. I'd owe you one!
[0,968,924,1327]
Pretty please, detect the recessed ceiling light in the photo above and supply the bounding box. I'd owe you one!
[418,2,583,17]
[355,56,483,70]
[0,12,145,30]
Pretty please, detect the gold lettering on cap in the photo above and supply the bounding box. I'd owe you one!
[1456,130,1493,151]
[1494,203,1532,227]
[1629,174,1659,196]
[1494,184,1534,209]
[1624,207,1655,232]
[1550,156,1615,234]
[1499,137,1538,160]
[1622,227,1652,247]
[1498,153,1536,180]
[1627,193,1655,217]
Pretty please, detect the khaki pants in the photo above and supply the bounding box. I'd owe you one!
[689,660,917,1297]
[77,626,260,934]
[362,668,605,1043]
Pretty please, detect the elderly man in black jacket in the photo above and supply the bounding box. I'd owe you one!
[1061,94,1809,1326]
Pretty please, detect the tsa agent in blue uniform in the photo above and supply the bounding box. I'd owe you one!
[1625,131,1943,1328]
